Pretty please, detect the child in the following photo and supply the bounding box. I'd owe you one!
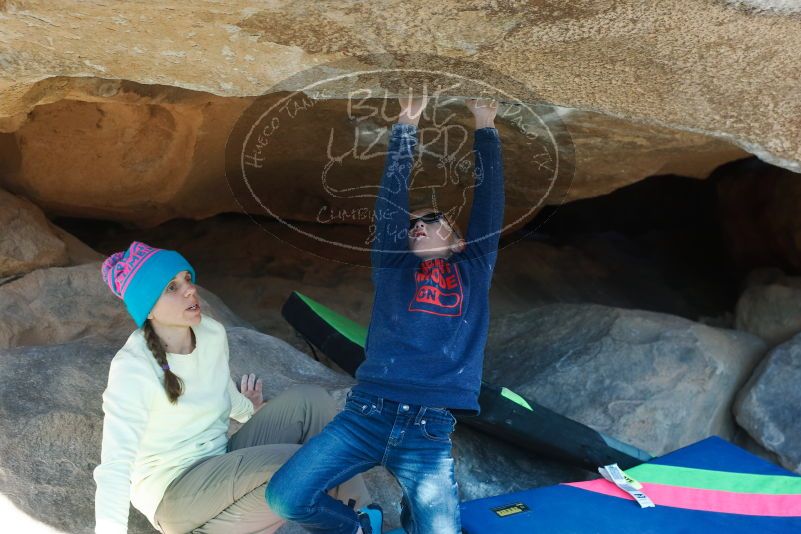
[94,241,369,534]
[266,95,504,534]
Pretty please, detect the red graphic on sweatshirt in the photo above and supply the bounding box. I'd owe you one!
[408,259,463,316]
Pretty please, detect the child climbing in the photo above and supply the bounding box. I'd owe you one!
[266,92,505,534]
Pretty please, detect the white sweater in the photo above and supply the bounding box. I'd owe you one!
[93,315,254,534]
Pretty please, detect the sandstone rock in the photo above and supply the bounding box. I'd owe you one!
[0,262,250,350]
[562,111,748,202]
[726,1,801,14]
[194,286,254,332]
[0,92,746,231]
[735,268,801,346]
[484,303,768,455]
[0,337,154,534]
[0,1,798,176]
[734,332,801,474]
[226,326,356,401]
[0,188,68,277]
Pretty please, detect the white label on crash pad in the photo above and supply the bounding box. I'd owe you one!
[598,464,655,509]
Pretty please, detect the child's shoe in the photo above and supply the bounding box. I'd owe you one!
[357,503,383,534]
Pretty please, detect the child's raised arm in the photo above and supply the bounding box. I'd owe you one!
[370,94,429,272]
[460,99,505,265]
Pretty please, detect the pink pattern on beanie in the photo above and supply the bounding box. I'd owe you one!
[101,241,160,299]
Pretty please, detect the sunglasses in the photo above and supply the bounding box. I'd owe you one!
[408,212,462,239]
[409,211,445,230]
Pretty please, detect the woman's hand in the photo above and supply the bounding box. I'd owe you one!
[240,373,264,412]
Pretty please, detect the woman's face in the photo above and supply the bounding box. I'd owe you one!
[148,270,201,327]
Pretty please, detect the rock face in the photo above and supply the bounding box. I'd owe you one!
[226,326,356,400]
[0,262,250,350]
[735,268,801,347]
[0,1,797,176]
[0,90,746,230]
[484,303,768,455]
[735,332,801,474]
[0,188,68,278]
[726,1,801,14]
[0,337,153,534]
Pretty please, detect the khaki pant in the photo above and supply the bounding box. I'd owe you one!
[154,384,371,534]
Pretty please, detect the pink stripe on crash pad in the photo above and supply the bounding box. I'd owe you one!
[563,480,801,517]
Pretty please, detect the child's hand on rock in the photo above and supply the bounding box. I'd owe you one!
[397,89,430,127]
[466,98,497,129]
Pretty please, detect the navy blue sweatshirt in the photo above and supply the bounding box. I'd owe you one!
[354,123,505,414]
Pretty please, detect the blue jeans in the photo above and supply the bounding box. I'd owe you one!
[266,389,461,533]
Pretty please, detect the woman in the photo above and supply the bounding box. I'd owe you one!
[94,241,369,534]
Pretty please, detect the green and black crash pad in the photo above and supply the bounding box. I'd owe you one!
[282,291,367,376]
[281,291,652,471]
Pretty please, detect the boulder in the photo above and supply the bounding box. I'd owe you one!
[730,425,783,467]
[1,1,798,176]
[734,332,801,474]
[484,303,768,455]
[0,337,153,534]
[226,326,356,401]
[735,268,801,346]
[0,93,746,230]
[0,262,250,350]
[0,188,68,277]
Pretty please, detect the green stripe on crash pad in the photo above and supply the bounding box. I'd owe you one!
[501,387,533,411]
[627,464,801,495]
[295,292,367,348]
